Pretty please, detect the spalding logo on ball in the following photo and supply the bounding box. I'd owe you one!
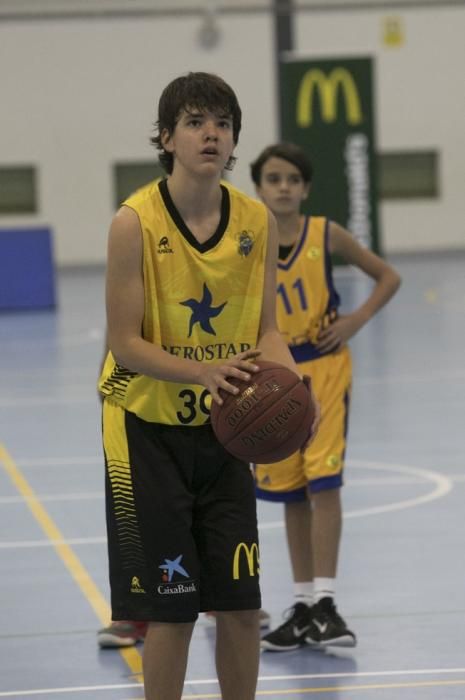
[210,360,316,464]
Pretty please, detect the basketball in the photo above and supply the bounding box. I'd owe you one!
[210,360,315,464]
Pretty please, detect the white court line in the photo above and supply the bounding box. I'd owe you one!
[0,461,455,549]
[259,460,453,530]
[10,455,465,472]
[1,667,465,697]
[1,473,464,506]
[343,460,453,518]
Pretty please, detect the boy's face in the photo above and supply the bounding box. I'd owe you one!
[256,156,310,216]
[162,108,235,177]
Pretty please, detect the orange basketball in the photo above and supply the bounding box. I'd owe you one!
[210,360,315,464]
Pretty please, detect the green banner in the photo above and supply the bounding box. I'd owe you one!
[280,56,380,254]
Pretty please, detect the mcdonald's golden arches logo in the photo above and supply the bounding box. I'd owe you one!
[232,542,260,580]
[297,68,363,127]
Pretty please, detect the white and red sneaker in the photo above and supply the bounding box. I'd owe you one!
[97,620,148,648]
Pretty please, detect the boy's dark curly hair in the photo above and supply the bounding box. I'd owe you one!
[151,72,242,174]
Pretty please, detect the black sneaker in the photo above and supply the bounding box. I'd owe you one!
[260,602,312,651]
[305,597,357,648]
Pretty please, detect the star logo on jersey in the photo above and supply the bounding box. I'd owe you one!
[159,555,190,582]
[180,283,227,337]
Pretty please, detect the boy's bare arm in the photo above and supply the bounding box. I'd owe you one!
[256,211,303,374]
[329,222,401,323]
[317,222,402,353]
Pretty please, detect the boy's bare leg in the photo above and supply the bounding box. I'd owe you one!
[215,610,260,700]
[284,499,313,581]
[143,621,195,700]
[284,489,341,582]
[311,488,342,577]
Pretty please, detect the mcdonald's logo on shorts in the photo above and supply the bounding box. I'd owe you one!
[297,68,363,127]
[232,542,260,580]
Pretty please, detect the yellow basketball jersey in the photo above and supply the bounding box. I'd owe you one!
[99,179,269,426]
[277,216,341,362]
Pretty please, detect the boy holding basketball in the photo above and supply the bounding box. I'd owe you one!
[250,142,401,651]
[98,75,314,700]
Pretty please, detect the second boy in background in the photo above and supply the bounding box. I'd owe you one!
[251,142,401,651]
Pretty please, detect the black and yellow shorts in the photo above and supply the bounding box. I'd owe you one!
[102,401,261,623]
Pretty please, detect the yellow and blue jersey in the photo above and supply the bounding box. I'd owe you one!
[256,215,352,497]
[276,216,341,362]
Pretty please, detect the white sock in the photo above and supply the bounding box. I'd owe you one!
[314,577,335,603]
[293,581,314,608]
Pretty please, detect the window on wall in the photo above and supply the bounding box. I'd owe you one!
[378,151,439,200]
[113,162,164,209]
[0,166,38,214]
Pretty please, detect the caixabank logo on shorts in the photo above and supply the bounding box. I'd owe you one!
[157,554,197,595]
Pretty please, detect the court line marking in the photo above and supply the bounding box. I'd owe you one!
[0,444,143,682]
[0,461,455,549]
[2,473,464,505]
[10,454,462,476]
[259,460,453,530]
[343,460,452,519]
[1,668,465,697]
[180,680,465,698]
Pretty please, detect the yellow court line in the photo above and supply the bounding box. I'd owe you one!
[0,443,143,681]
[182,678,465,698]
[179,678,465,698]
[124,677,465,700]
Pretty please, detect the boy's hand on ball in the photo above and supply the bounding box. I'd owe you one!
[200,349,261,405]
